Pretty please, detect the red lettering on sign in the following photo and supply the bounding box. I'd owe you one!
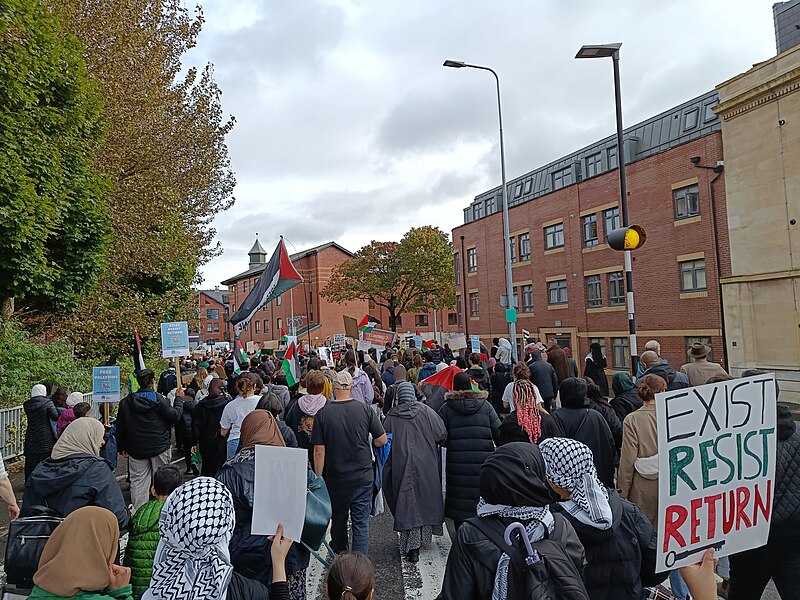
[663,505,688,552]
[736,487,752,530]
[690,498,703,544]
[753,480,772,527]
[704,493,721,539]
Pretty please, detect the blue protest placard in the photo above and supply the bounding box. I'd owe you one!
[93,366,121,403]
[413,335,424,350]
[161,321,190,358]
[470,335,481,354]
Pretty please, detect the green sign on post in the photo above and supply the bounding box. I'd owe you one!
[505,308,517,323]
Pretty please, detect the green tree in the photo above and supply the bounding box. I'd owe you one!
[0,0,108,322]
[323,226,456,332]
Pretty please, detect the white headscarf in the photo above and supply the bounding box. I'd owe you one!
[31,384,47,398]
[66,392,84,408]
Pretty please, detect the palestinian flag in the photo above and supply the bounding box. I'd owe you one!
[422,339,435,349]
[358,315,377,332]
[230,238,303,333]
[420,365,478,412]
[281,340,298,387]
[129,330,146,392]
[279,328,288,342]
[233,339,249,374]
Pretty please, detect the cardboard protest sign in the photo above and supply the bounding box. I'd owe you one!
[446,332,468,350]
[362,328,395,347]
[343,315,359,340]
[160,321,190,358]
[333,333,346,345]
[246,341,255,354]
[656,373,777,571]
[252,445,308,542]
[93,366,121,403]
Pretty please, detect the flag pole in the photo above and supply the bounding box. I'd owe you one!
[290,288,296,338]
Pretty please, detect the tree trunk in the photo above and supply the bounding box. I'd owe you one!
[389,308,397,333]
[0,296,13,324]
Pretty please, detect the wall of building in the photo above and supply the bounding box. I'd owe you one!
[716,44,800,405]
[196,292,229,344]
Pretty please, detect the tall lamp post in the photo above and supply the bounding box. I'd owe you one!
[575,43,639,373]
[443,59,518,361]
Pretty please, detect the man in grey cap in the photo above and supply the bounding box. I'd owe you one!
[311,369,387,554]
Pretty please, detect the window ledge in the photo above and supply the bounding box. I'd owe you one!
[547,304,570,310]
[586,306,626,313]
[468,272,477,277]
[582,244,610,254]
[680,291,708,299]
[674,216,702,226]
[470,316,481,321]
[512,261,531,269]
[544,247,565,255]
[517,312,536,318]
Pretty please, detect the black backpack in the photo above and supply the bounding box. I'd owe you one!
[468,516,590,600]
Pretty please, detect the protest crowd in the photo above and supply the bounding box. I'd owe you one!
[1,335,796,600]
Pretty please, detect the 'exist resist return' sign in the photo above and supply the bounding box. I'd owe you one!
[656,373,777,571]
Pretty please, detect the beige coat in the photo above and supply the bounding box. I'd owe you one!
[618,403,659,527]
[680,359,728,387]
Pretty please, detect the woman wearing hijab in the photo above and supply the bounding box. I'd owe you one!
[583,377,622,452]
[610,372,642,422]
[495,338,513,366]
[383,382,447,563]
[439,442,588,599]
[24,384,59,480]
[438,372,501,529]
[539,437,664,600]
[22,417,130,533]
[216,411,309,599]
[192,378,232,476]
[284,369,327,462]
[29,506,133,599]
[142,477,291,600]
[56,391,86,438]
[583,343,609,397]
[499,379,562,445]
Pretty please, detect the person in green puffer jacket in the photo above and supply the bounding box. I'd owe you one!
[30,506,133,600]
[122,465,183,595]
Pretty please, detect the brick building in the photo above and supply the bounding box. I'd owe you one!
[194,288,231,345]
[451,90,730,373]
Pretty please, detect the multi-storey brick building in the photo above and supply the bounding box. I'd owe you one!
[452,90,730,373]
[194,288,230,346]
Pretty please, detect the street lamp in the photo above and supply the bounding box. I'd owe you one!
[576,42,639,372]
[443,59,518,361]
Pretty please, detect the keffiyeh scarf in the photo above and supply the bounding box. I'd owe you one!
[476,498,555,600]
[142,477,235,600]
[539,437,613,530]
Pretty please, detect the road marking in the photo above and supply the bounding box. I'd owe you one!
[400,529,452,599]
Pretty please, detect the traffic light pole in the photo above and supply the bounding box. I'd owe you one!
[612,51,639,374]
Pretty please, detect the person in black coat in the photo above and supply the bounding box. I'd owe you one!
[23,384,59,480]
[255,393,298,448]
[551,378,616,488]
[489,361,512,415]
[437,373,501,528]
[584,377,622,452]
[584,343,609,397]
[175,388,199,476]
[539,437,666,600]
[610,372,642,422]
[438,442,588,599]
[498,379,563,446]
[192,378,231,476]
[526,349,559,411]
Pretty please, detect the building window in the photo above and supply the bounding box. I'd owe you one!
[467,248,477,272]
[415,314,429,327]
[263,320,269,335]
[255,320,261,334]
[585,152,602,177]
[474,202,485,220]
[454,253,461,285]
[603,207,620,238]
[544,223,565,249]
[552,167,573,190]
[680,259,707,291]
[685,336,714,361]
[521,284,534,313]
[589,337,606,353]
[231,284,237,294]
[612,337,630,369]
[396,315,403,327]
[214,322,219,333]
[582,214,598,247]
[523,180,532,194]
[519,233,531,261]
[276,318,282,331]
[585,275,602,308]
[509,236,517,263]
[514,183,522,198]
[704,102,717,122]
[469,292,480,317]
[206,308,219,320]
[674,184,700,220]
[231,304,236,314]
[456,295,463,327]
[276,295,282,306]
[547,280,568,305]
[485,196,495,214]
[684,108,700,130]
[608,271,625,306]
[448,312,458,326]
[608,146,618,169]
[206,323,213,333]
[243,281,248,294]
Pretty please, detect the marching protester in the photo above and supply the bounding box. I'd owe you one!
[680,342,727,386]
[610,372,641,422]
[56,391,86,438]
[192,378,231,476]
[494,338,513,366]
[284,369,327,461]
[22,417,130,533]
[526,349,559,412]
[325,553,376,600]
[220,372,261,460]
[546,340,570,385]
[24,384,59,480]
[344,350,375,406]
[256,393,298,448]
[382,381,447,563]
[117,368,183,511]
[639,350,689,391]
[438,372,501,529]
[583,343,609,397]
[175,388,199,476]
[489,360,512,416]
[498,378,562,445]
[466,353,491,393]
[583,377,622,451]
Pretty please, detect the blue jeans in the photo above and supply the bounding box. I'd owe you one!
[328,480,372,554]
[669,570,690,600]
[226,437,239,460]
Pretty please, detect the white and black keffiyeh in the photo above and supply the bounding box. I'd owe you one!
[141,477,235,600]
[539,437,613,530]
[477,498,555,600]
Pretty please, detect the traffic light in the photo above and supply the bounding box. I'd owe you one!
[607,225,646,251]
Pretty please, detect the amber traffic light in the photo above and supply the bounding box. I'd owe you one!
[607,225,646,251]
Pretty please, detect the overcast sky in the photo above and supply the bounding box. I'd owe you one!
[188,0,779,287]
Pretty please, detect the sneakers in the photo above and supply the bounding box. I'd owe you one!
[407,548,419,563]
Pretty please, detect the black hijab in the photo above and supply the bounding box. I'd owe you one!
[479,442,551,507]
[559,377,589,409]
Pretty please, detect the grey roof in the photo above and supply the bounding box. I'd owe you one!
[462,90,721,224]
[221,241,354,285]
[197,289,228,306]
[248,238,267,256]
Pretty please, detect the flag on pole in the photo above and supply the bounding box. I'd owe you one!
[129,330,146,392]
[230,238,304,334]
[282,340,298,387]
[358,315,377,333]
[279,328,288,342]
[233,339,248,374]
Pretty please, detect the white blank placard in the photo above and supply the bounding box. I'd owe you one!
[252,445,308,542]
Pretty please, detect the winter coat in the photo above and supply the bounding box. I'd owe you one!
[437,390,501,524]
[467,366,491,393]
[29,585,134,600]
[265,384,290,410]
[437,513,586,600]
[116,388,182,460]
[383,402,447,532]
[611,389,642,422]
[552,406,616,488]
[381,366,397,388]
[122,498,164,595]
[56,407,77,438]
[21,454,130,533]
[679,359,728,387]
[156,369,177,396]
[527,358,559,400]
[419,362,438,381]
[583,357,609,397]
[588,398,623,451]
[24,396,58,455]
[770,405,800,541]
[192,392,231,477]
[175,397,196,449]
[547,345,571,383]
[383,383,423,415]
[216,452,310,586]
[554,489,664,600]
[276,420,298,448]
[568,357,580,378]
[641,363,689,392]
[618,403,659,527]
[349,369,375,406]
[498,411,563,446]
[489,366,512,414]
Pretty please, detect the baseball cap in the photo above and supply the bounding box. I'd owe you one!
[333,370,353,390]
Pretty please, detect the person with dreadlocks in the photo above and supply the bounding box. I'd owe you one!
[498,378,563,446]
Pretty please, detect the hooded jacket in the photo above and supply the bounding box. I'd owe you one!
[611,374,643,423]
[116,388,182,460]
[642,363,689,391]
[24,396,58,455]
[467,365,491,393]
[191,391,231,477]
[123,498,164,595]
[437,390,501,523]
[527,353,560,400]
[349,368,375,406]
[771,405,800,540]
[264,384,290,410]
[418,362,438,381]
[21,454,129,533]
